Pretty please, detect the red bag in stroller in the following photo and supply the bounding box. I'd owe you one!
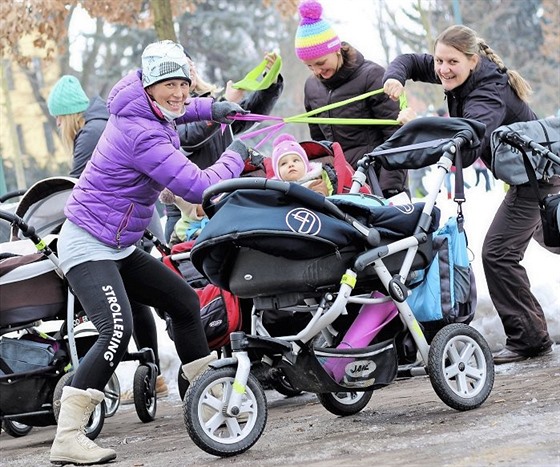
[196,285,241,350]
[162,241,243,351]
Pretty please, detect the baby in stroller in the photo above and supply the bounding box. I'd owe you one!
[270,133,335,196]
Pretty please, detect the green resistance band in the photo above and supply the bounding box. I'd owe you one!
[232,54,283,91]
[284,89,407,125]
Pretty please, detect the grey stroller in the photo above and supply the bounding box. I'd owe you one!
[0,177,157,438]
[181,117,496,457]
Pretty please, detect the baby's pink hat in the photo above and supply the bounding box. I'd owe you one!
[271,134,310,179]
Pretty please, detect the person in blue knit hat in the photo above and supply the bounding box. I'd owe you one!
[48,75,102,177]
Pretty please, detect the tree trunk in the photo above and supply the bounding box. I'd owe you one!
[150,0,177,41]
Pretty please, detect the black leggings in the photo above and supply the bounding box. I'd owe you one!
[66,248,209,391]
[130,300,161,373]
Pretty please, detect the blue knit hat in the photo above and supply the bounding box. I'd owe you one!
[47,75,89,117]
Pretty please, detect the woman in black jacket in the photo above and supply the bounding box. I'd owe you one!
[162,52,284,240]
[295,0,407,198]
[383,24,559,364]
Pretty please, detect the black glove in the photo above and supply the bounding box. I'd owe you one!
[211,101,249,123]
[247,147,265,169]
[227,140,249,161]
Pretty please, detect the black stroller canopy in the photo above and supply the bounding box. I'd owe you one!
[370,117,486,169]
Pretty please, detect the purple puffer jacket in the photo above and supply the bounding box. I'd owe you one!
[65,70,244,248]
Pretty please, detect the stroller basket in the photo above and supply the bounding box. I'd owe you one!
[279,338,398,393]
[0,366,61,417]
[0,336,64,417]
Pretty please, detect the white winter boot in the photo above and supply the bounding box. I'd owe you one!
[49,386,116,465]
[182,352,221,421]
[181,352,218,384]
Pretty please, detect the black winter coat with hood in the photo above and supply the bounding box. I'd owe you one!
[163,76,284,221]
[303,43,407,196]
[70,96,108,178]
[383,53,540,169]
[177,75,284,170]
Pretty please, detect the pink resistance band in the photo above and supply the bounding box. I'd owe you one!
[224,114,287,150]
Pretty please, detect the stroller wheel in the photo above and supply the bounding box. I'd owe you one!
[184,366,267,457]
[269,371,303,398]
[103,373,121,418]
[317,390,373,416]
[53,372,106,440]
[2,420,33,437]
[133,365,157,423]
[428,323,495,411]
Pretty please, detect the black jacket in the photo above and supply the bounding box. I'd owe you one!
[70,96,109,178]
[177,75,284,170]
[164,76,284,218]
[303,44,406,195]
[383,53,538,167]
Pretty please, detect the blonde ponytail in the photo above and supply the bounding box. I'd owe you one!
[477,39,532,102]
[58,113,85,155]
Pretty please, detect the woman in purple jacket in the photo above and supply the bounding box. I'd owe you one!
[49,40,249,465]
[383,25,558,366]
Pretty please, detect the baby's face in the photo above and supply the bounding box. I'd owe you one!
[278,154,305,181]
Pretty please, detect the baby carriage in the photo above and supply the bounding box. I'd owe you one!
[0,210,110,438]
[180,117,496,457]
[162,139,378,400]
[0,178,158,438]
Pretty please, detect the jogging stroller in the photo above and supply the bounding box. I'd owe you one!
[181,117,496,457]
[162,140,378,399]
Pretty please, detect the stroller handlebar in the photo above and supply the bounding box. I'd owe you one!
[0,209,50,252]
[498,130,560,166]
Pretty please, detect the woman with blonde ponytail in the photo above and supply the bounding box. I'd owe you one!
[383,24,559,365]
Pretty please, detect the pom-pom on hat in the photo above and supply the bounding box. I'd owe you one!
[142,40,191,88]
[295,0,341,61]
[271,134,310,179]
[47,75,90,117]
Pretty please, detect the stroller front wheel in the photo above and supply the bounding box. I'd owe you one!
[428,323,495,411]
[133,365,157,423]
[103,373,120,418]
[53,371,105,440]
[184,366,267,457]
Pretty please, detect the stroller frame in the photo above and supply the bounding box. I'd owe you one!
[183,119,495,457]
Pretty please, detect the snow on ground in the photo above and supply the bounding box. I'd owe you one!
[116,169,559,394]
